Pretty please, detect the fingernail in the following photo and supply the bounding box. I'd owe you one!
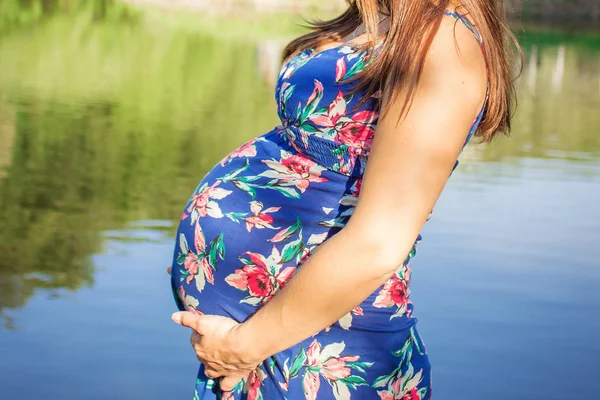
[171,312,181,324]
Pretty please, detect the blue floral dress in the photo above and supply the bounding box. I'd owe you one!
[170,10,486,400]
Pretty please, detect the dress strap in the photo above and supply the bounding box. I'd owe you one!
[443,10,484,48]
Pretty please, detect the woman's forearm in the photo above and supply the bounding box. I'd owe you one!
[233,224,417,363]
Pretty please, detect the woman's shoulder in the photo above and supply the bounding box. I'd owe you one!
[419,10,488,104]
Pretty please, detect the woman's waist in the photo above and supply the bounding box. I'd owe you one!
[270,124,370,178]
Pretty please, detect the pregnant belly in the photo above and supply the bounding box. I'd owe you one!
[169,130,357,322]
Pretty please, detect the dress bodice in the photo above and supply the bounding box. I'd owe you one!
[274,43,383,177]
[274,10,487,178]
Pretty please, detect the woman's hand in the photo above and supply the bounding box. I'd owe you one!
[168,268,256,390]
[171,312,262,391]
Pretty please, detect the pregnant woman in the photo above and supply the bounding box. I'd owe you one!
[170,0,518,398]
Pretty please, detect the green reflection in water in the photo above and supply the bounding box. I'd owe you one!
[0,0,278,326]
[0,1,598,326]
[475,25,600,164]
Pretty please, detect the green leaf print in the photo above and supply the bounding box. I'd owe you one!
[265,185,300,199]
[372,372,394,389]
[392,335,412,358]
[268,357,276,374]
[331,145,349,157]
[410,327,426,356]
[348,360,374,374]
[281,238,305,264]
[207,233,225,269]
[288,347,307,378]
[315,105,329,115]
[295,101,302,121]
[270,218,302,243]
[299,122,319,133]
[343,58,367,80]
[301,81,324,122]
[403,244,417,265]
[220,159,250,182]
[339,375,369,388]
[224,211,248,223]
[282,83,296,104]
[231,180,257,198]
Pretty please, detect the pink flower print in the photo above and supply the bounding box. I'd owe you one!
[177,221,216,292]
[261,150,327,194]
[402,388,422,400]
[337,121,375,149]
[221,392,234,400]
[306,80,324,111]
[308,90,378,148]
[220,140,257,166]
[378,390,394,400]
[321,356,353,381]
[299,246,311,265]
[187,181,232,223]
[309,90,347,135]
[282,154,318,176]
[246,265,273,299]
[243,368,266,400]
[283,340,371,399]
[246,371,261,399]
[303,342,323,400]
[225,246,295,306]
[375,363,425,399]
[336,110,378,148]
[379,374,424,400]
[303,369,320,400]
[302,340,367,400]
[335,58,346,82]
[305,339,321,367]
[373,274,411,319]
[379,380,404,400]
[244,201,280,232]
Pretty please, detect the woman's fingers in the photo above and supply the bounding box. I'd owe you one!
[167,266,172,276]
[204,369,221,379]
[220,373,248,392]
[190,331,204,361]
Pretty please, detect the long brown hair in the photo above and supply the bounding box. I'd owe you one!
[282,0,522,142]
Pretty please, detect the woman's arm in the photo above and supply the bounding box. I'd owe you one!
[172,17,487,389]
[233,17,487,363]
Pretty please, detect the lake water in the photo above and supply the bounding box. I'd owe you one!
[0,3,599,399]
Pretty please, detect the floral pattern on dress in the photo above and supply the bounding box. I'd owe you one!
[225,246,297,306]
[260,150,328,194]
[185,181,233,223]
[280,340,373,400]
[373,266,412,320]
[373,327,430,400]
[175,220,225,292]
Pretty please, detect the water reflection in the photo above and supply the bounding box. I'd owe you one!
[0,0,279,326]
[0,0,598,326]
